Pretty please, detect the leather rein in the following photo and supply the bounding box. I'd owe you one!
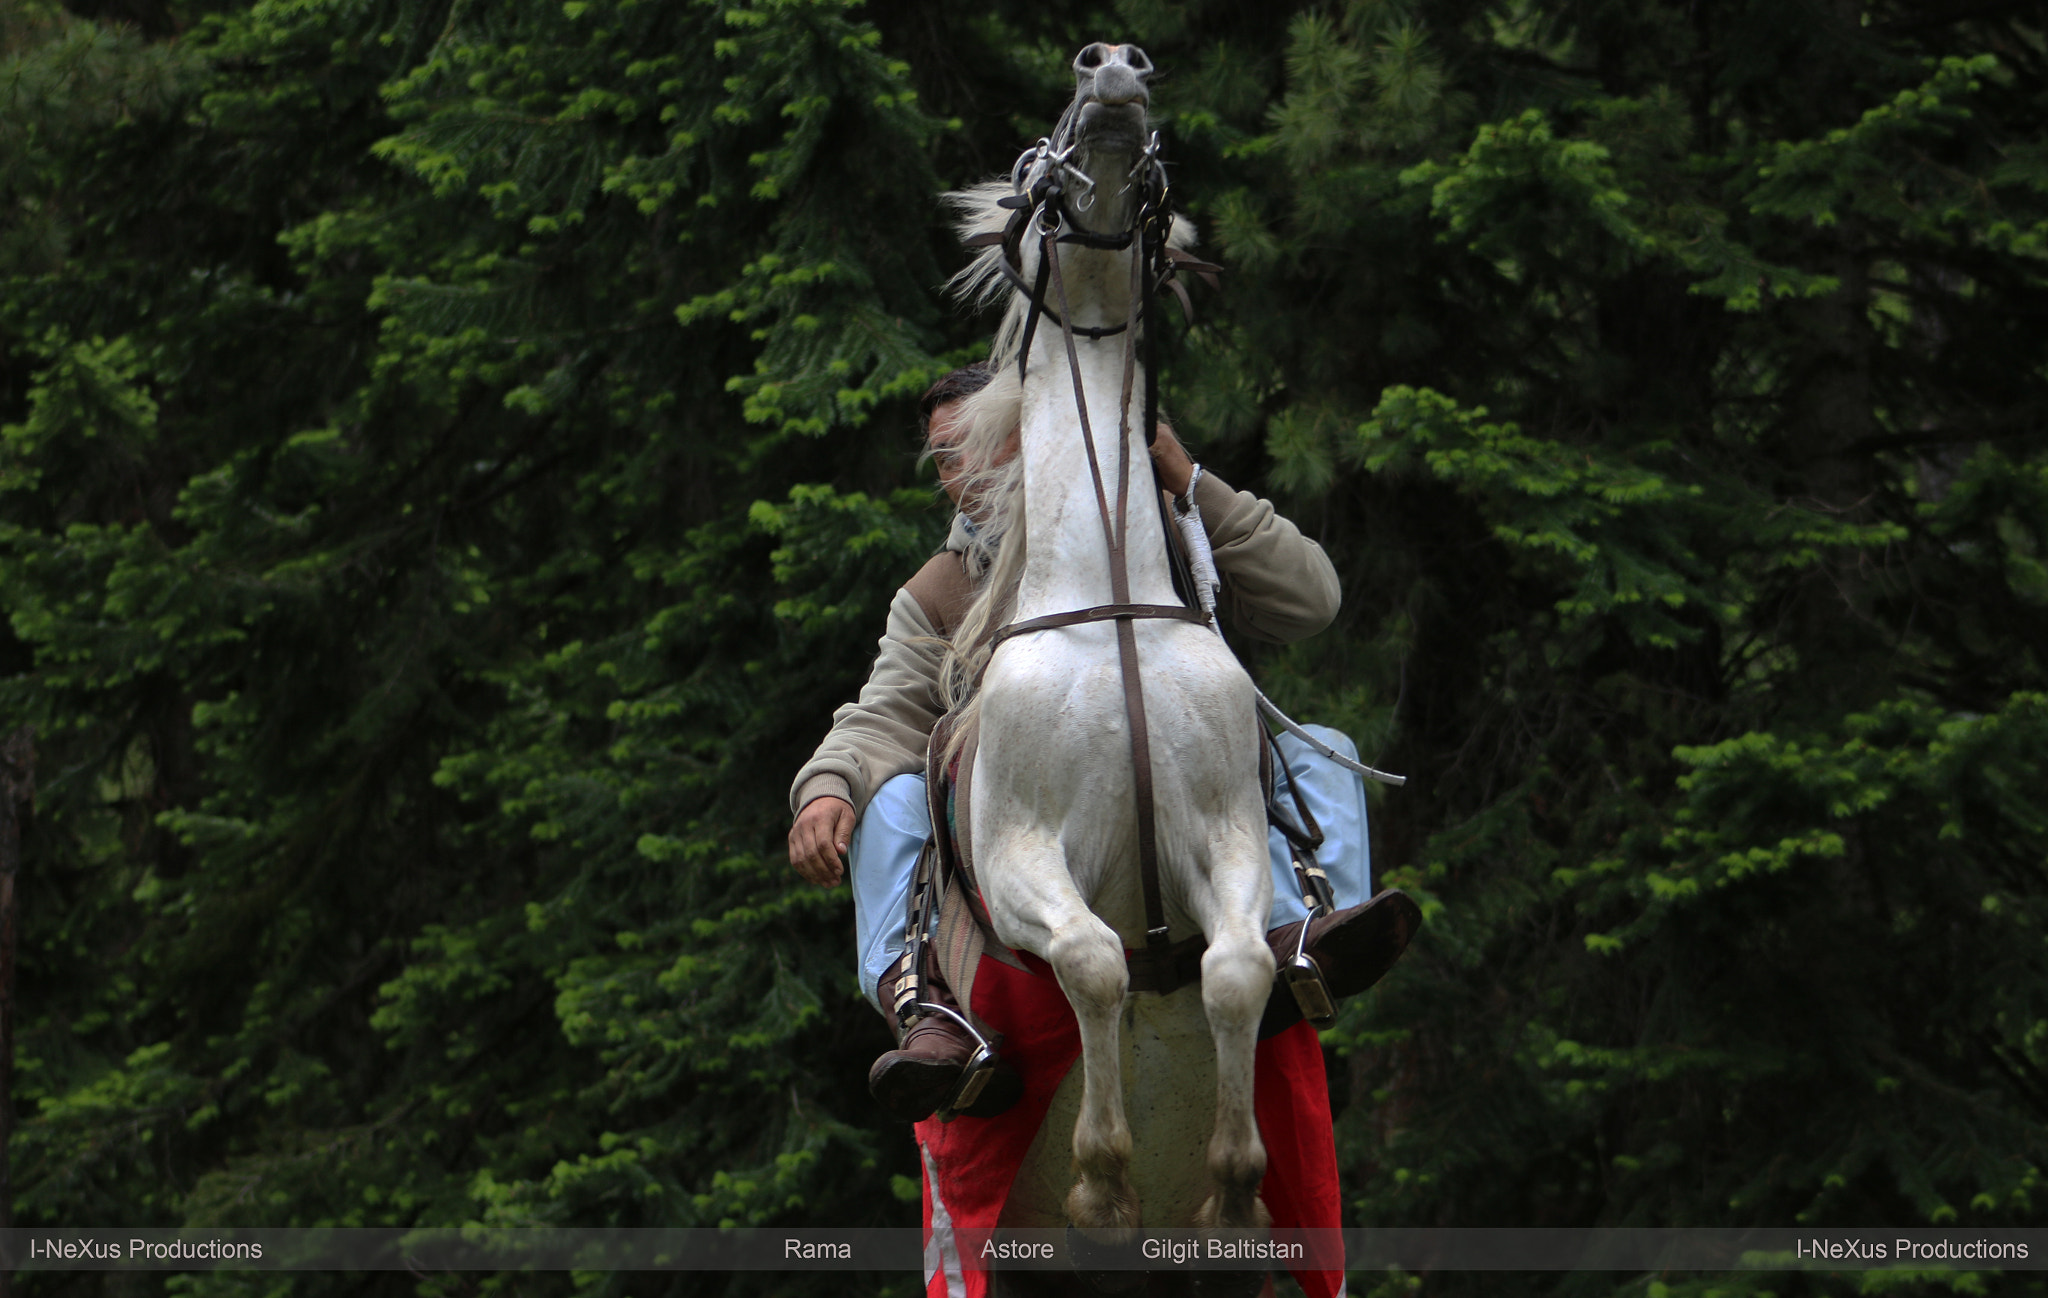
[980,132,1215,990]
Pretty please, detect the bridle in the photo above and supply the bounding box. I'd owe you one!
[965,129,1217,395]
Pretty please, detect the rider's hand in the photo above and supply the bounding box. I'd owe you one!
[1151,422,1194,497]
[789,796,856,887]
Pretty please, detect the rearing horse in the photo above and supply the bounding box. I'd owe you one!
[941,42,1275,1240]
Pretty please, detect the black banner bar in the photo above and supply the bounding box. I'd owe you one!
[2,1228,2040,1272]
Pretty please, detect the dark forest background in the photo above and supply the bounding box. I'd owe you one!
[4,0,2047,1294]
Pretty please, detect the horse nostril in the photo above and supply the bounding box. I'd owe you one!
[1075,43,1106,71]
[1125,46,1152,75]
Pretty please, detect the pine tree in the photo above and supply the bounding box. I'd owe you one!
[4,2,968,1293]
[1127,2,2048,1292]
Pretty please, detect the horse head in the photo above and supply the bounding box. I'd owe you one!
[947,41,1191,347]
[1039,42,1155,239]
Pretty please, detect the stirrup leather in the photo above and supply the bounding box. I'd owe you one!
[885,949,923,1031]
[893,843,1004,1121]
[1270,733,1338,1026]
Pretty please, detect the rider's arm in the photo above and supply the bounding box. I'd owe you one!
[1150,423,1339,644]
[1190,469,1342,644]
[789,585,948,819]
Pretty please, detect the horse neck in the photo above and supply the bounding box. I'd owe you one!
[1013,245,1173,622]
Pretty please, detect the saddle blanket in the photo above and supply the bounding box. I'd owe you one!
[915,952,1346,1298]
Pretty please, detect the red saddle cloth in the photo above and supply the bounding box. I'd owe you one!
[915,953,1345,1298]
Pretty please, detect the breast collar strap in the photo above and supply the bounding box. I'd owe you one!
[989,602,1208,653]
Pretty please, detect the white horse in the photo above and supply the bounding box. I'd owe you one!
[940,42,1276,1245]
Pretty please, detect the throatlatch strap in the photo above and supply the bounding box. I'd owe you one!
[995,255,1128,342]
[1017,230,1053,385]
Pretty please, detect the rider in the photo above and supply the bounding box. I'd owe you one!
[788,363,1413,1122]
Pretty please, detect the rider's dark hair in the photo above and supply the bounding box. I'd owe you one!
[917,363,995,437]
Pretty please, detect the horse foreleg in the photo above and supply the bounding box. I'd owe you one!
[981,835,1141,1235]
[1048,913,1140,1234]
[1195,880,1274,1229]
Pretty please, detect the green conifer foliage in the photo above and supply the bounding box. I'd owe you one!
[4,1,963,1292]
[3,0,2046,1295]
[1134,2,2048,1292]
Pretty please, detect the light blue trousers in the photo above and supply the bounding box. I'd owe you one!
[849,725,1373,1011]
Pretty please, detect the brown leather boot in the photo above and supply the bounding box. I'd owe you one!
[868,973,1022,1122]
[869,981,973,1121]
[1260,889,1422,1037]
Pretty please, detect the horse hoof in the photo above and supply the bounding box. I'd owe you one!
[1192,1192,1270,1232]
[1066,1227,1143,1293]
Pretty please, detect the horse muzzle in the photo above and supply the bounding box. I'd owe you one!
[1073,41,1153,109]
[1076,99,1147,155]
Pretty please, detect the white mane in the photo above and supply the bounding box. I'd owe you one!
[933,183,1205,724]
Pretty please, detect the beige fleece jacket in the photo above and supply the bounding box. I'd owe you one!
[789,469,1340,816]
